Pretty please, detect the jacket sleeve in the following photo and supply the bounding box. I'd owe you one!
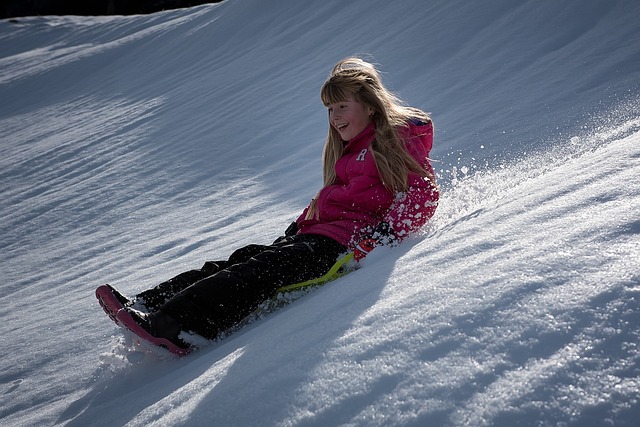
[383,180,439,241]
[382,121,439,241]
[296,205,310,223]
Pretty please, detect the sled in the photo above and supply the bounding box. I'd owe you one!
[275,252,356,293]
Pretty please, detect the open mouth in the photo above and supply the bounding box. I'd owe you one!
[336,123,348,131]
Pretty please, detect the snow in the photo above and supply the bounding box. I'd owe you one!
[1,0,639,425]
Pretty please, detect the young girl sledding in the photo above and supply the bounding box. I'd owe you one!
[96,57,439,355]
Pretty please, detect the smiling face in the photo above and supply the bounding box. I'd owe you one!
[327,96,373,141]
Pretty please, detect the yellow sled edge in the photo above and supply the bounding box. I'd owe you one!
[275,252,355,293]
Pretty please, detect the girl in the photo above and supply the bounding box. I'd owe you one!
[96,57,439,355]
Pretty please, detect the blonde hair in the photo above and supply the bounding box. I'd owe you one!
[320,57,434,191]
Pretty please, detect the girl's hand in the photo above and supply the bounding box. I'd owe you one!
[354,239,377,261]
[354,221,395,261]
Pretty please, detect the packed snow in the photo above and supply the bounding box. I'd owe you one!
[1,0,639,425]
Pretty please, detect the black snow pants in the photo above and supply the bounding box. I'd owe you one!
[135,234,346,340]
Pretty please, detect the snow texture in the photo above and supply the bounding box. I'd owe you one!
[1,0,639,426]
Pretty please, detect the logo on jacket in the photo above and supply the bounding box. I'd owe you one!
[356,149,368,162]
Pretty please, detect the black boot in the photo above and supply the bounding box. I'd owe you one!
[116,307,191,355]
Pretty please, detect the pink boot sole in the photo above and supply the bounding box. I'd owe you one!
[96,285,126,326]
[116,309,191,357]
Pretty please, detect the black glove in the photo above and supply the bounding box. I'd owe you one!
[371,221,396,246]
[284,221,299,236]
[272,222,299,245]
[354,222,396,262]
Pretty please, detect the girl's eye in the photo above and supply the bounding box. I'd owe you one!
[327,104,348,114]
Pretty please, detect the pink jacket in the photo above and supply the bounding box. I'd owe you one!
[297,120,439,249]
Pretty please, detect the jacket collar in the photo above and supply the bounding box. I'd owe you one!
[343,122,376,152]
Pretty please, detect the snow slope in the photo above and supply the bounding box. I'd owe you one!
[1,0,639,425]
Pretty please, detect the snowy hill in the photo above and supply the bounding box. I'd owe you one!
[1,0,639,425]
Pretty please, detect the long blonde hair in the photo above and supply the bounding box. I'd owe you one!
[320,57,434,191]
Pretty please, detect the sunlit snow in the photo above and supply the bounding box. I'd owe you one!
[1,1,639,426]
